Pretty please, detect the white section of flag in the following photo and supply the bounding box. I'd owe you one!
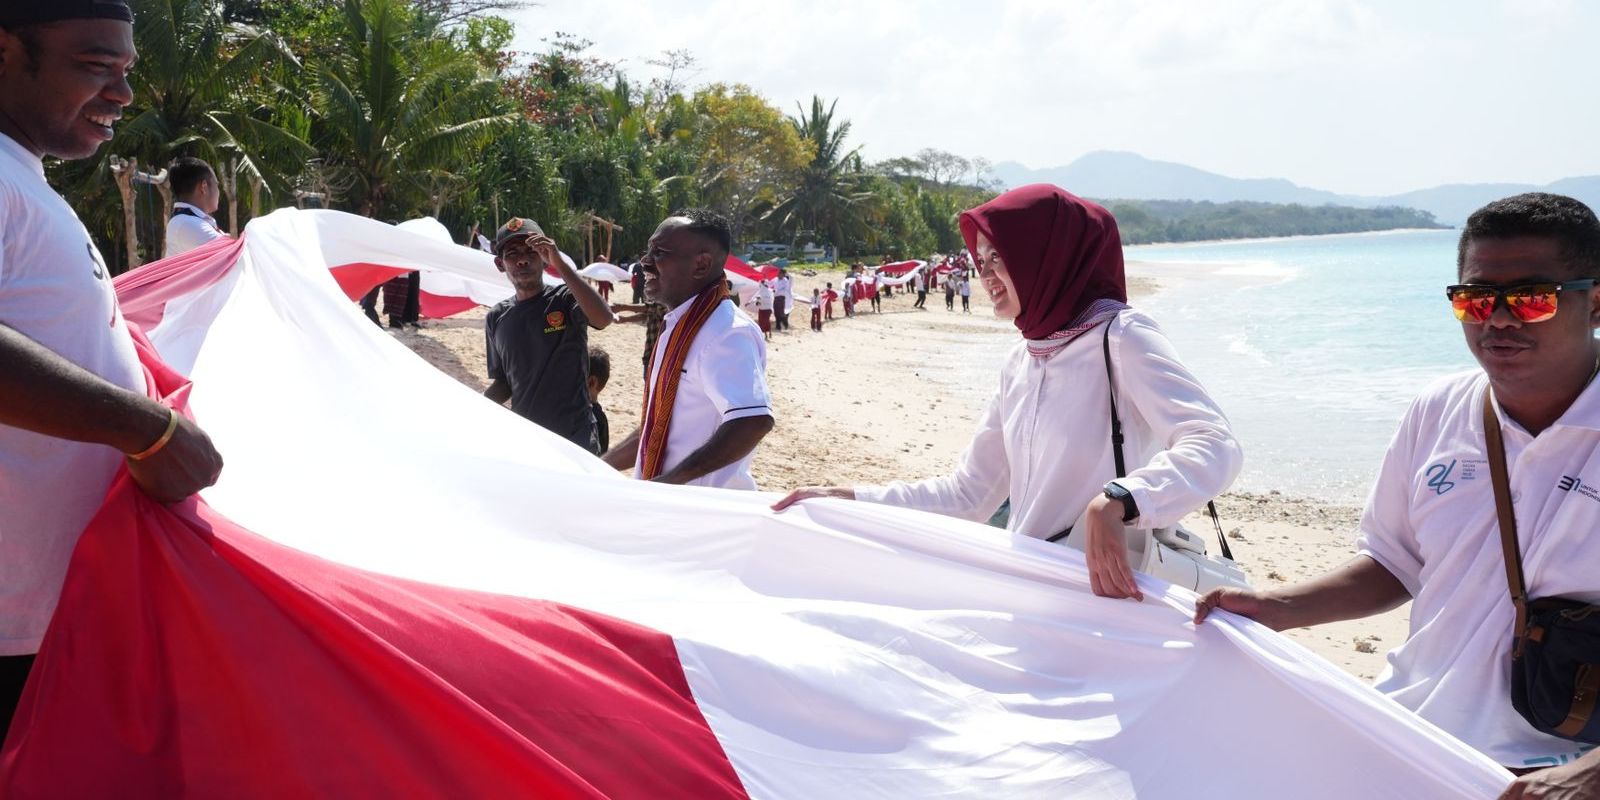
[144,209,1511,798]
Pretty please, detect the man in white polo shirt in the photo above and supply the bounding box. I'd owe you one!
[163,155,227,257]
[602,209,774,489]
[0,0,224,741]
[1197,193,1600,798]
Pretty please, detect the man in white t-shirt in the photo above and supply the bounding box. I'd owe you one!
[0,2,224,740]
[603,209,773,489]
[772,268,792,333]
[163,155,228,258]
[1197,193,1600,798]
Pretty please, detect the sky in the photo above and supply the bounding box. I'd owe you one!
[508,0,1600,197]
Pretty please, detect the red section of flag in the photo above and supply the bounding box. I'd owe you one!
[0,336,749,800]
[418,290,480,319]
[113,236,247,330]
[329,261,414,302]
[723,255,762,283]
[875,261,921,277]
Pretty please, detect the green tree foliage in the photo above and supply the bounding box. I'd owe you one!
[765,96,877,256]
[1105,199,1446,244]
[47,6,1448,269]
[691,83,811,246]
[312,0,515,218]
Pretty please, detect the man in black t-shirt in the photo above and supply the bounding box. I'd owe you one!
[483,217,615,453]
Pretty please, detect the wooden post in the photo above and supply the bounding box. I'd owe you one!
[222,158,239,235]
[249,174,263,221]
[109,156,140,270]
[153,173,173,258]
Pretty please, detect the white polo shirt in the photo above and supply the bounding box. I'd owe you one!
[1358,369,1600,768]
[0,132,144,656]
[855,311,1241,538]
[164,201,227,258]
[636,295,772,490]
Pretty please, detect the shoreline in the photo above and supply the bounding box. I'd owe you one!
[395,266,1406,682]
[1125,226,1450,250]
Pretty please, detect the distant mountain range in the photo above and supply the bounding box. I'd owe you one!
[992,151,1600,226]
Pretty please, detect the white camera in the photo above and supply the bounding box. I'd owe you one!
[1057,515,1251,595]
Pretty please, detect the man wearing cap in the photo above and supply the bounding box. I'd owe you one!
[602,209,774,489]
[483,217,615,453]
[0,0,224,740]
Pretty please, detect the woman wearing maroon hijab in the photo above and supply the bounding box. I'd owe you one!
[776,185,1241,600]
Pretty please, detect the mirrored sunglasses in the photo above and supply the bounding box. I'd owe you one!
[1445,279,1596,324]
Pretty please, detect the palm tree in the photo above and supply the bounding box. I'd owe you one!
[313,0,516,219]
[766,96,876,261]
[131,1,314,216]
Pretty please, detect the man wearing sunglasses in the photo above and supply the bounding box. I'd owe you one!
[1197,193,1600,799]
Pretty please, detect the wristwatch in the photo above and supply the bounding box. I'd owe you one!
[1103,481,1139,523]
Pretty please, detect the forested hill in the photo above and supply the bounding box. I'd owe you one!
[1100,199,1447,245]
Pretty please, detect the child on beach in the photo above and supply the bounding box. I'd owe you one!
[810,288,823,332]
[587,346,611,453]
[755,280,774,341]
[959,275,971,313]
[824,282,836,321]
[776,185,1241,600]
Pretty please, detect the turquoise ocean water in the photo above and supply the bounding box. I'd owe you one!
[1127,229,1474,503]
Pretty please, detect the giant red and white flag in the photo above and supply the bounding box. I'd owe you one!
[1,210,1513,798]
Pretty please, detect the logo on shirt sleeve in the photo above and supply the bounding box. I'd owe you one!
[544,311,566,333]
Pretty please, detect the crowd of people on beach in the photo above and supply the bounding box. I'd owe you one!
[4,2,1600,796]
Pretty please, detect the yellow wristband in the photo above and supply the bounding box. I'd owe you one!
[126,407,179,462]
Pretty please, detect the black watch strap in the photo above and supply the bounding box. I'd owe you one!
[1104,481,1138,523]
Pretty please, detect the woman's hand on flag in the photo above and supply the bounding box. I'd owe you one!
[772,486,855,512]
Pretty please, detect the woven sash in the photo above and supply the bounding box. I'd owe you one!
[638,282,727,479]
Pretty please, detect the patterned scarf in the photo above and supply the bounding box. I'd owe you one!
[638,282,728,480]
[1025,297,1130,359]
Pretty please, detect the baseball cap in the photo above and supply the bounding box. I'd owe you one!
[0,0,134,26]
[493,217,546,254]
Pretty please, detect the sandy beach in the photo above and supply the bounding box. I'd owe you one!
[392,263,1408,683]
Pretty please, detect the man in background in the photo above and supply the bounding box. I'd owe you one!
[482,217,614,453]
[164,156,228,258]
[772,267,792,332]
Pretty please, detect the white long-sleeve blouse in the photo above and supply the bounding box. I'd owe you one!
[855,310,1242,538]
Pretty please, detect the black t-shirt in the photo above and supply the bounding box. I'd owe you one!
[485,287,597,452]
[592,401,609,453]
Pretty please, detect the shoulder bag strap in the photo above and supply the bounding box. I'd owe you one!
[1101,324,1126,478]
[1101,321,1235,561]
[1482,383,1532,657]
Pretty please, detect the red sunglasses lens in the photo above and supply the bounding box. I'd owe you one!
[1451,289,1496,323]
[1506,290,1559,323]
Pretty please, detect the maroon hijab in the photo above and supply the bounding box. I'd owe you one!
[959,184,1127,340]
